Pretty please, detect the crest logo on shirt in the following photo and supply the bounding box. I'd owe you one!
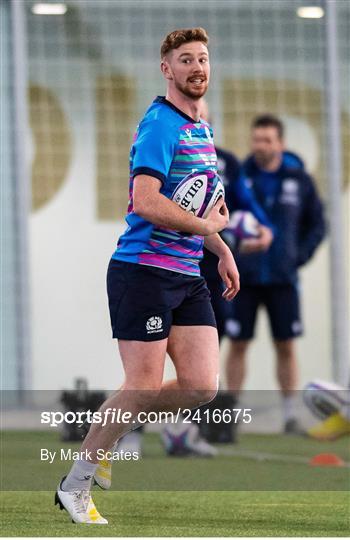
[283,179,298,194]
[185,128,192,140]
[280,178,300,206]
[205,126,213,143]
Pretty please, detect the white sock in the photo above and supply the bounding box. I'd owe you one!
[62,459,98,491]
[282,395,297,422]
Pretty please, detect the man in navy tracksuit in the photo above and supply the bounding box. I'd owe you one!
[199,146,273,442]
[225,114,326,433]
[200,147,273,339]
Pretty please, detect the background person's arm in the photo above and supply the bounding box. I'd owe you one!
[133,174,229,236]
[239,224,273,254]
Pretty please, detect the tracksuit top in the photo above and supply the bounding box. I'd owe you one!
[235,154,326,285]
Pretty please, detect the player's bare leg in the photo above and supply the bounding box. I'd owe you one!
[81,339,168,459]
[274,339,300,432]
[226,340,250,392]
[95,326,220,485]
[106,326,220,418]
[156,325,220,456]
[56,339,168,520]
[274,339,298,392]
[155,325,220,411]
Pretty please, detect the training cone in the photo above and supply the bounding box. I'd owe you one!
[309,453,345,467]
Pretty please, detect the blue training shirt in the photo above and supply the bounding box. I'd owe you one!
[112,96,217,276]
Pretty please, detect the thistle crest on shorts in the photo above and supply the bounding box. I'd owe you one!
[146,316,163,334]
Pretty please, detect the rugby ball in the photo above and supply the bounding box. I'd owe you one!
[172,171,225,219]
[303,379,347,420]
[161,421,196,456]
[222,210,260,249]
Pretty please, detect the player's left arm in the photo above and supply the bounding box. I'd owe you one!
[204,234,240,300]
[298,173,326,266]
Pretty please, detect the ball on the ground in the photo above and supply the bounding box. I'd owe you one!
[161,421,198,456]
[303,379,347,419]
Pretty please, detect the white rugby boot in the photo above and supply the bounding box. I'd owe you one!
[55,477,108,524]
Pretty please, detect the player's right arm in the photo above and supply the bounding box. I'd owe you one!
[133,174,229,236]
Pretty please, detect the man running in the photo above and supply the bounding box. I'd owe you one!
[55,27,239,524]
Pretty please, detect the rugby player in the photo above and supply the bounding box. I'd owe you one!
[55,27,239,524]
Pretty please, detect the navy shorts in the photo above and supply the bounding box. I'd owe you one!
[107,259,217,341]
[204,278,230,341]
[225,284,303,341]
